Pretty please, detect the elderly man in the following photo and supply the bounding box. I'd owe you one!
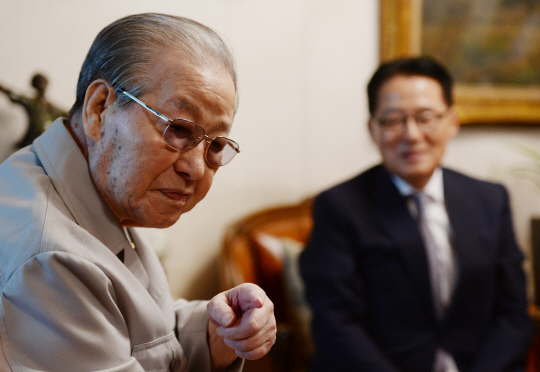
[0,13,276,371]
[300,57,533,372]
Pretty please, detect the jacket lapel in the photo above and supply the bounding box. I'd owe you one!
[369,166,437,322]
[442,169,480,320]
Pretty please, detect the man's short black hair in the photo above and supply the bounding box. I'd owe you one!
[367,56,453,115]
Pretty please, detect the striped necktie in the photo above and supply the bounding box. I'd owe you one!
[410,192,451,319]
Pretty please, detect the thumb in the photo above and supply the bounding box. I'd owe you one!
[207,292,238,327]
[219,311,236,327]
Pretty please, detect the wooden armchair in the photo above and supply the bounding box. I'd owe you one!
[218,198,540,372]
[219,198,314,372]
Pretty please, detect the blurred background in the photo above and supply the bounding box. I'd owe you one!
[1,0,540,303]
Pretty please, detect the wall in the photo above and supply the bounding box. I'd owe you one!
[1,0,539,301]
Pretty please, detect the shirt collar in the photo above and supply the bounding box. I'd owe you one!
[33,118,127,255]
[392,167,445,203]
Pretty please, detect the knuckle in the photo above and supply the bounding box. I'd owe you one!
[236,339,248,351]
[266,298,274,312]
[238,349,257,360]
[226,338,247,351]
[215,326,225,338]
[245,324,257,336]
[244,318,260,334]
[269,334,276,347]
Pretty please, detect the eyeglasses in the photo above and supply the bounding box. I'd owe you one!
[120,90,240,166]
[374,109,450,137]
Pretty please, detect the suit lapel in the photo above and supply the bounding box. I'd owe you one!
[442,169,480,319]
[369,166,437,322]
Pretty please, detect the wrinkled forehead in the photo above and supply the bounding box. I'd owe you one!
[148,49,236,103]
[139,51,236,130]
[151,47,234,88]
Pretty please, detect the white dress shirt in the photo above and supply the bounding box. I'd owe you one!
[392,168,459,372]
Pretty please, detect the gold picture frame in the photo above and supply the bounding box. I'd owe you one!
[380,0,540,125]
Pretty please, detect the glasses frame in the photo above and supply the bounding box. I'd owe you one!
[373,108,451,137]
[120,90,240,166]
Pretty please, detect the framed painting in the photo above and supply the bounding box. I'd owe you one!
[380,0,540,125]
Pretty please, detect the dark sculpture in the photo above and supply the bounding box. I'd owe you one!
[0,73,67,148]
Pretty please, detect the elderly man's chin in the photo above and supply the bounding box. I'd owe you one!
[122,203,192,229]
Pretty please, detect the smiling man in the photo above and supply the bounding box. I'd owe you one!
[0,13,276,372]
[300,57,533,372]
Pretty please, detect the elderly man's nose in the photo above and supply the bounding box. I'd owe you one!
[174,142,206,180]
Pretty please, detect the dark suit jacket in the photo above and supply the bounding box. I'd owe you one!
[299,165,533,372]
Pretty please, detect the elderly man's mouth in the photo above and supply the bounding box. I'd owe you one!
[160,190,189,202]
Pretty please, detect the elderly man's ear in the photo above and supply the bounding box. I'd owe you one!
[82,79,117,142]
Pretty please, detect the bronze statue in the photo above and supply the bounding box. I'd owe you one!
[0,73,67,148]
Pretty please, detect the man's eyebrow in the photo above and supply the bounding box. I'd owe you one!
[173,99,231,132]
[173,99,199,115]
[380,108,406,115]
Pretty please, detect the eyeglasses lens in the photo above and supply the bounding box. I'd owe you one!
[164,120,239,166]
[164,119,204,151]
[206,138,239,166]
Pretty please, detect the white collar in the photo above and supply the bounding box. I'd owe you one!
[392,168,444,203]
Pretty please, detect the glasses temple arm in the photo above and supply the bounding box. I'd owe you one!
[120,90,171,122]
